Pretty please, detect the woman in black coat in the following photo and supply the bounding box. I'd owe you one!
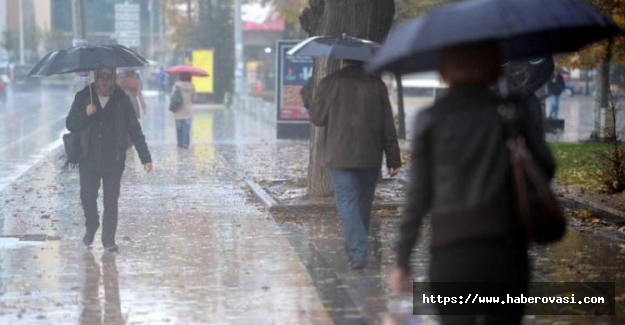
[389,42,556,325]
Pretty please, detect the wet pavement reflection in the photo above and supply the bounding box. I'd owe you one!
[0,91,623,324]
[0,87,73,191]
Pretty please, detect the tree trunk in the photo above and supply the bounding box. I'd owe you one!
[300,0,395,197]
[596,39,613,140]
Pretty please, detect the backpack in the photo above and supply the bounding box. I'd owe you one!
[169,86,184,113]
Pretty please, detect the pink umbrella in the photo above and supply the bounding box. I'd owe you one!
[165,65,209,77]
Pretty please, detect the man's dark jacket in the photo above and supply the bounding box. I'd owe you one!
[66,84,151,170]
[310,65,401,170]
[547,74,565,96]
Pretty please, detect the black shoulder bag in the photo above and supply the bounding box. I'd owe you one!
[169,86,184,113]
[62,132,80,169]
[498,101,566,243]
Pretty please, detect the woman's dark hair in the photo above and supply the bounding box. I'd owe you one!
[342,59,365,66]
[179,72,191,82]
[437,41,502,87]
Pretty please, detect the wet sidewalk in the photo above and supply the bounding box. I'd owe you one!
[0,97,330,324]
[0,93,624,324]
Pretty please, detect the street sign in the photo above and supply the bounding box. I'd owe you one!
[115,3,140,48]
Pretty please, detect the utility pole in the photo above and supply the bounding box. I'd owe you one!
[71,0,88,93]
[18,0,24,64]
[234,0,247,100]
[71,0,87,42]
[149,0,154,59]
[160,0,165,63]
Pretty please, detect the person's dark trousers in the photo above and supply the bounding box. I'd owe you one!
[330,168,379,263]
[429,238,529,325]
[548,94,560,118]
[79,163,125,247]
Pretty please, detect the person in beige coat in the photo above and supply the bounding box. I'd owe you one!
[118,70,147,119]
[172,72,195,148]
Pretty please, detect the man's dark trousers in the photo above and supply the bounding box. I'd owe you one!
[330,168,379,263]
[79,163,125,247]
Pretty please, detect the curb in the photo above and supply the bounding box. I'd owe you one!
[245,179,404,213]
[247,174,625,225]
[558,196,625,226]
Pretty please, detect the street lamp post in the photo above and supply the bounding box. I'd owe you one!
[234,0,247,103]
[71,0,87,41]
[18,0,24,64]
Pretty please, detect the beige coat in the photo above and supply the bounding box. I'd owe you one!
[119,74,147,119]
[172,81,195,120]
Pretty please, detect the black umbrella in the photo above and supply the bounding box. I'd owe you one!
[28,44,150,104]
[27,44,149,77]
[367,0,623,75]
[287,33,380,61]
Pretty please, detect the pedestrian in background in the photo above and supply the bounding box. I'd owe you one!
[118,69,147,119]
[310,59,402,270]
[172,72,195,148]
[389,42,556,324]
[156,67,166,101]
[546,70,565,119]
[66,67,153,252]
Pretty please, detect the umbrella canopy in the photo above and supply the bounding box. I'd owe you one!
[28,44,150,77]
[367,0,623,75]
[165,65,209,77]
[287,33,380,61]
[502,57,555,96]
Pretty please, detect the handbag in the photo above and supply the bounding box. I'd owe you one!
[498,100,566,243]
[62,132,80,168]
[169,86,184,113]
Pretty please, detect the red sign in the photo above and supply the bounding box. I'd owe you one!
[242,3,285,31]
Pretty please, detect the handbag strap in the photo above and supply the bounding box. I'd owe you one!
[497,99,523,141]
[497,98,534,229]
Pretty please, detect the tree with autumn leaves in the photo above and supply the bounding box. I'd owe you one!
[271,0,453,197]
[559,1,624,114]
[268,0,624,197]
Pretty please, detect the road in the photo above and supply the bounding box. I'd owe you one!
[0,86,74,191]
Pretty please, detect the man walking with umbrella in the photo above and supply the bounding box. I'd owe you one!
[66,67,153,252]
[310,59,401,269]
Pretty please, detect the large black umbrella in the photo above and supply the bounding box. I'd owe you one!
[28,44,149,77]
[287,33,380,61]
[367,0,623,75]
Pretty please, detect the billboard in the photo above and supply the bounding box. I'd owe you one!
[277,41,313,121]
[192,50,214,94]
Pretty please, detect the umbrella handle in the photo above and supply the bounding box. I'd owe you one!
[88,71,94,105]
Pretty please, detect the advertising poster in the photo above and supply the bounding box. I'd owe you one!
[277,41,313,121]
[192,50,214,94]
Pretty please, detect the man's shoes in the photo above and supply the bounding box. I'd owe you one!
[103,245,119,253]
[82,232,95,247]
[349,260,367,270]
